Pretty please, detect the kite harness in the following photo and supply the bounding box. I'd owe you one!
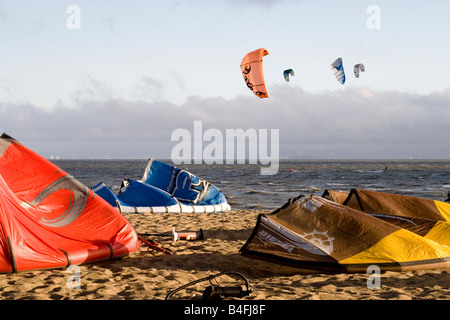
[165,271,252,300]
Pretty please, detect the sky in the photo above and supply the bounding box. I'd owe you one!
[0,0,449,160]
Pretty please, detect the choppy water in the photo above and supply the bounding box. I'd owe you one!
[52,159,450,211]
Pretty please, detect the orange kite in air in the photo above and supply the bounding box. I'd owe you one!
[240,48,269,98]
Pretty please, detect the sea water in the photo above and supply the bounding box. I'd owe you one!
[52,159,450,211]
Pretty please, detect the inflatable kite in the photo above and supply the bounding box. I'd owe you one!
[354,63,365,78]
[283,69,294,82]
[240,189,450,273]
[0,133,140,273]
[240,48,269,98]
[93,159,230,213]
[331,57,345,85]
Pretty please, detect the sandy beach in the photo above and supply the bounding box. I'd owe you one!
[0,209,450,301]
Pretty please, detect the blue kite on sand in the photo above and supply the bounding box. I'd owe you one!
[92,159,231,213]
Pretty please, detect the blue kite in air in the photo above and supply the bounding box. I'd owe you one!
[331,57,345,84]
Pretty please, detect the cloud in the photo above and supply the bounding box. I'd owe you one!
[1,85,449,159]
[135,76,166,101]
[72,74,114,102]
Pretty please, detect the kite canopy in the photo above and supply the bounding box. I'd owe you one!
[283,69,294,82]
[354,63,365,78]
[240,48,269,98]
[0,133,140,273]
[331,57,345,85]
[240,190,450,273]
[93,159,230,213]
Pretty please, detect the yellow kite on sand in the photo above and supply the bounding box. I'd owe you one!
[240,189,450,273]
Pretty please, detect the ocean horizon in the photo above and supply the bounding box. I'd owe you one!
[52,158,450,211]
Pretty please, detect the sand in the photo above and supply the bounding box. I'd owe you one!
[1,209,450,301]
